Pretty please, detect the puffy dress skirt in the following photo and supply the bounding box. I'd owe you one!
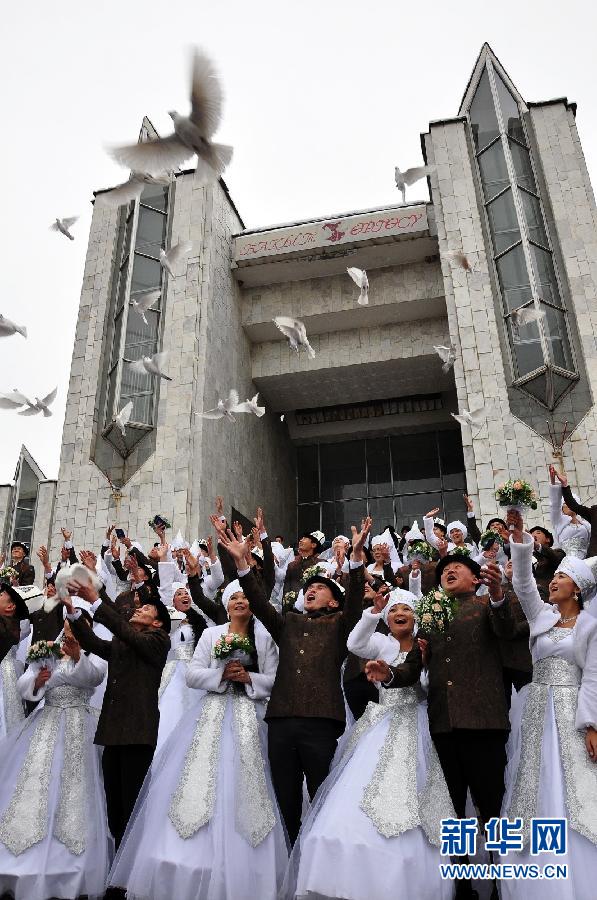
[156,643,202,751]
[109,687,288,900]
[282,687,455,900]
[0,683,110,900]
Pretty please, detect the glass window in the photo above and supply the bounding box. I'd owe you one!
[297,446,319,502]
[368,496,395,528]
[520,190,548,248]
[124,308,159,354]
[509,140,536,193]
[520,371,548,405]
[322,500,367,541]
[395,493,439,525]
[494,71,525,143]
[530,245,562,308]
[130,253,162,294]
[496,244,533,312]
[297,504,320,537]
[551,371,574,405]
[391,433,441,494]
[543,305,572,370]
[366,439,392,496]
[141,184,168,212]
[438,431,467,490]
[136,207,167,258]
[508,320,544,377]
[320,441,366,501]
[486,189,521,253]
[477,141,510,201]
[469,69,500,152]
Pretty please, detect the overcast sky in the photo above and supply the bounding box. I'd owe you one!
[1,0,596,483]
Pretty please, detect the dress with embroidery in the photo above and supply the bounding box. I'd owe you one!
[0,644,25,739]
[108,622,288,900]
[501,625,597,900]
[281,609,455,900]
[0,654,110,900]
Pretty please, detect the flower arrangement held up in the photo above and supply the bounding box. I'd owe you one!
[495,479,538,511]
[213,633,255,660]
[26,640,62,669]
[449,545,471,558]
[0,566,18,583]
[416,587,458,635]
[407,540,436,562]
[301,563,329,584]
[480,529,505,551]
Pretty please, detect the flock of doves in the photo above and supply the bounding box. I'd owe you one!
[1,48,541,440]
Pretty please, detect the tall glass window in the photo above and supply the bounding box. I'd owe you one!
[468,61,577,409]
[296,432,466,539]
[103,183,169,433]
[11,459,39,549]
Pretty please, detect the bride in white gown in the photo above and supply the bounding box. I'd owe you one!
[283,586,455,900]
[0,614,110,900]
[502,510,597,900]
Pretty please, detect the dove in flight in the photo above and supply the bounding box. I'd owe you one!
[114,400,134,437]
[127,352,172,381]
[50,217,78,240]
[441,250,477,272]
[0,315,27,339]
[110,48,233,182]
[347,267,369,305]
[132,289,161,325]
[510,305,545,334]
[200,389,245,422]
[273,316,316,359]
[434,344,457,373]
[235,393,265,417]
[17,387,58,418]
[451,406,485,436]
[394,165,435,204]
[95,172,172,209]
[160,241,193,278]
[0,390,30,410]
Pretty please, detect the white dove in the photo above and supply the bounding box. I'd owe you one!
[510,305,545,333]
[451,406,485,435]
[0,315,27,339]
[273,316,316,359]
[346,267,369,305]
[128,352,172,381]
[200,389,245,422]
[131,289,161,325]
[114,400,134,437]
[160,241,193,278]
[0,390,30,410]
[394,165,435,204]
[110,48,233,181]
[434,344,457,373]
[95,171,172,209]
[235,393,265,417]
[17,387,58,418]
[50,217,78,240]
[441,250,477,272]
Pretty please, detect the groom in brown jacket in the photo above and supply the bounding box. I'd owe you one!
[219,516,371,844]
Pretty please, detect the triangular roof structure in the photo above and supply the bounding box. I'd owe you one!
[458,43,527,117]
[12,445,46,484]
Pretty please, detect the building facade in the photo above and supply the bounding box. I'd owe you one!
[10,44,597,567]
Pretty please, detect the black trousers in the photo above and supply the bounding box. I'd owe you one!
[267,717,343,845]
[344,672,378,721]
[101,744,155,849]
[432,729,508,824]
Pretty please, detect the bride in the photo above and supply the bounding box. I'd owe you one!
[108,578,288,900]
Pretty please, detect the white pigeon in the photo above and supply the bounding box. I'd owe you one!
[0,389,30,410]
[95,172,172,209]
[131,289,161,325]
[0,315,27,339]
[200,389,245,422]
[235,393,265,417]
[128,352,172,381]
[114,400,133,437]
[160,241,193,278]
[50,217,78,240]
[510,305,546,332]
[451,406,485,435]
[394,165,435,204]
[434,344,457,373]
[346,267,369,305]
[110,48,233,181]
[273,316,316,359]
[442,250,476,272]
[17,387,57,418]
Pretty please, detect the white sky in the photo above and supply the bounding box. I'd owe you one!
[1,0,596,483]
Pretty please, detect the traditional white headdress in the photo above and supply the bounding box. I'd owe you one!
[381,587,418,626]
[447,520,468,540]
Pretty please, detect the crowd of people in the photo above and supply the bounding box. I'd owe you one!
[0,467,596,900]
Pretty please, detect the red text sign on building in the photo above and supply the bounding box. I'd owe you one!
[234,205,427,261]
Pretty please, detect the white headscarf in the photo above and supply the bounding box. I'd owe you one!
[371,528,401,571]
[555,556,597,604]
[381,587,418,631]
[447,520,468,541]
[221,579,244,617]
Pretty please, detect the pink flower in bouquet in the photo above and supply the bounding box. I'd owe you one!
[224,634,234,644]
[513,480,522,490]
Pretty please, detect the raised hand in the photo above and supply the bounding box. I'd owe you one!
[417,637,429,667]
[334,545,346,569]
[218,528,249,569]
[480,561,504,602]
[110,536,121,559]
[232,521,243,541]
[34,667,51,693]
[183,548,200,578]
[61,633,81,662]
[463,494,473,513]
[251,527,262,550]
[37,545,50,569]
[425,507,441,519]
[364,659,392,683]
[65,578,99,606]
[61,527,73,542]
[436,537,449,558]
[206,536,217,563]
[506,508,524,543]
[106,524,115,540]
[379,542,391,562]
[209,514,227,540]
[215,496,224,517]
[254,507,265,534]
[79,550,97,572]
[351,516,372,563]
[549,464,568,487]
[372,590,390,614]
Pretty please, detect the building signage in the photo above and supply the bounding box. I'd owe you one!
[234,205,427,261]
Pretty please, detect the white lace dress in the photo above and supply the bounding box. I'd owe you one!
[0,654,110,900]
[0,643,25,738]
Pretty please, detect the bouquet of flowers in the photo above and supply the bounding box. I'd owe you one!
[0,566,18,583]
[148,515,172,530]
[416,588,459,635]
[282,590,297,612]
[213,632,255,660]
[26,640,62,664]
[301,563,329,584]
[449,545,471,558]
[480,529,504,551]
[495,479,537,511]
[407,540,435,562]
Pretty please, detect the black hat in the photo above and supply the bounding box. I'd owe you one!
[303,574,345,607]
[486,518,507,531]
[10,541,30,557]
[435,554,482,587]
[529,526,554,546]
[0,582,29,619]
[146,597,171,633]
[300,530,325,551]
